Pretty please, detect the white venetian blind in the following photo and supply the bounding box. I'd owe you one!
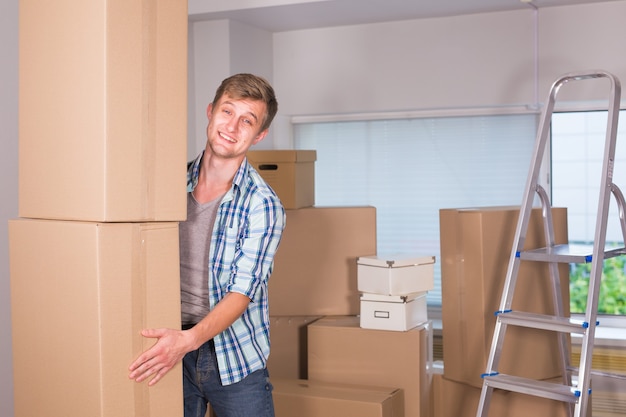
[294,113,538,305]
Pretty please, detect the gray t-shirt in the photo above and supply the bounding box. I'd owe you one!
[180,191,223,326]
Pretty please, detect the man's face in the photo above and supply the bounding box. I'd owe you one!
[206,93,268,159]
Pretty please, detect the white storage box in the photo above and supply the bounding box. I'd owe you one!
[357,255,435,295]
[360,292,427,331]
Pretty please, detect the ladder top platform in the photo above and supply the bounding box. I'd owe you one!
[520,243,626,263]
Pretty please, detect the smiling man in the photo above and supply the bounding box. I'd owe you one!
[129,73,286,417]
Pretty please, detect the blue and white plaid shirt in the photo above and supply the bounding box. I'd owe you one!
[186,151,286,385]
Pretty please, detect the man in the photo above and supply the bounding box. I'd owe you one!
[129,73,286,417]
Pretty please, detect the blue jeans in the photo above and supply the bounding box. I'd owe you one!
[182,340,275,417]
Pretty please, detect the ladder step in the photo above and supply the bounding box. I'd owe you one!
[496,310,593,334]
[482,374,581,403]
[519,243,626,263]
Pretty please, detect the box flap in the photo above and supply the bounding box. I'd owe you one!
[247,150,317,163]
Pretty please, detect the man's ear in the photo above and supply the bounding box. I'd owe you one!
[206,103,213,119]
[252,129,269,145]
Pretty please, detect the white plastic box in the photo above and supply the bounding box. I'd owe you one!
[360,292,428,331]
[357,255,435,295]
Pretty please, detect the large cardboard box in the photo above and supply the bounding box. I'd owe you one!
[9,219,183,417]
[430,373,571,417]
[269,207,377,316]
[273,379,404,417]
[18,0,187,222]
[439,206,571,388]
[308,316,430,417]
[247,150,317,209]
[267,316,322,380]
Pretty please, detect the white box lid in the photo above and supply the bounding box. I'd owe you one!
[357,254,435,268]
[360,291,427,303]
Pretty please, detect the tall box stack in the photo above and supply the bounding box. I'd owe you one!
[357,255,435,331]
[247,149,400,414]
[266,206,379,414]
[11,1,188,416]
[435,206,572,416]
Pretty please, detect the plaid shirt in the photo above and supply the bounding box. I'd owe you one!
[186,151,286,385]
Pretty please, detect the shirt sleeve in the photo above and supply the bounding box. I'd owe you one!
[226,195,286,298]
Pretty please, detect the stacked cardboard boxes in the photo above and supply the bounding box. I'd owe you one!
[10,2,187,416]
[435,206,573,417]
[250,150,431,416]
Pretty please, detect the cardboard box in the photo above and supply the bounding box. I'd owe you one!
[439,206,571,388]
[247,150,317,209]
[9,219,183,417]
[360,292,428,331]
[269,207,377,316]
[430,373,571,417]
[272,379,404,417]
[308,316,430,417]
[357,255,435,295]
[267,316,322,380]
[18,0,187,222]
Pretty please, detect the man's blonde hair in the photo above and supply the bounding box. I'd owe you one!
[212,73,278,132]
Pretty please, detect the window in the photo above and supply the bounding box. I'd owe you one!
[551,110,626,315]
[294,113,538,305]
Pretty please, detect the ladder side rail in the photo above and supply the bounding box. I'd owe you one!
[575,71,621,417]
[476,75,562,417]
[536,185,573,390]
[610,183,626,243]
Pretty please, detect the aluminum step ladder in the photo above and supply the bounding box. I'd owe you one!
[476,70,625,417]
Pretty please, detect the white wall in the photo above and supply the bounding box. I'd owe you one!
[188,1,626,149]
[0,0,18,415]
[274,9,537,116]
[538,1,626,103]
[188,19,232,159]
[187,19,274,157]
[272,2,626,120]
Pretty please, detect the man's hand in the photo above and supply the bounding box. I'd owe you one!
[128,328,194,386]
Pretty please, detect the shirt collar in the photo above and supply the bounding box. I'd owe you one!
[187,150,250,194]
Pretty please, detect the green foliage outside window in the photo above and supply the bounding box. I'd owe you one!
[569,255,626,315]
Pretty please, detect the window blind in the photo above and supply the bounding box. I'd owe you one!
[294,114,538,305]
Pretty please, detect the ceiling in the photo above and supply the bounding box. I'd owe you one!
[187,0,615,32]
